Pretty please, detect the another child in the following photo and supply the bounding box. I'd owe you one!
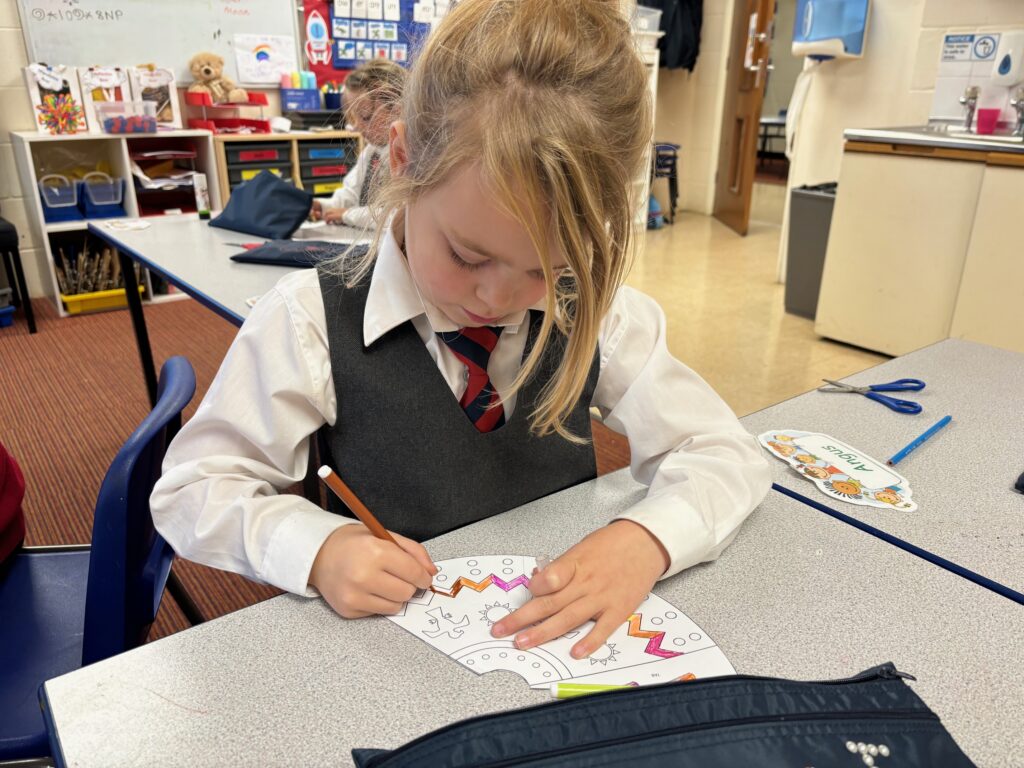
[152,0,770,660]
[309,59,404,229]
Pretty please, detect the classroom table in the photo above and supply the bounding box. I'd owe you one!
[40,469,1024,767]
[87,215,363,405]
[740,338,1024,603]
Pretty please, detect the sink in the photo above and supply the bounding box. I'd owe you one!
[945,130,1024,144]
[846,124,1024,151]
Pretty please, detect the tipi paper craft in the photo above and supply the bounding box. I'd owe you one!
[386,555,735,689]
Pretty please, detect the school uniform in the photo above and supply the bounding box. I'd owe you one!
[315,142,386,230]
[150,225,771,598]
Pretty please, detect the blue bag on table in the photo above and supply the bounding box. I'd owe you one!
[352,663,975,767]
[229,240,368,268]
[210,170,313,240]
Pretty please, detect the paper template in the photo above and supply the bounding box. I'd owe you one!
[759,430,917,511]
[386,555,735,689]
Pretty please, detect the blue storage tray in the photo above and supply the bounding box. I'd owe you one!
[78,179,126,219]
[39,174,83,223]
[0,306,15,328]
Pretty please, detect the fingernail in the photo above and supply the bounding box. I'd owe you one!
[571,644,588,659]
[515,633,532,650]
[491,621,506,637]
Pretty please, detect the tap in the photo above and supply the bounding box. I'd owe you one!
[1012,88,1024,137]
[959,85,980,131]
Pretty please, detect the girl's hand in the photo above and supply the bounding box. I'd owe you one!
[310,200,323,221]
[323,206,347,224]
[309,525,437,618]
[490,521,670,659]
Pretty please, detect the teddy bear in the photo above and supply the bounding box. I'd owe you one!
[187,52,247,104]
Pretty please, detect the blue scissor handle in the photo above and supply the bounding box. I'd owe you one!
[865,391,923,414]
[867,378,926,392]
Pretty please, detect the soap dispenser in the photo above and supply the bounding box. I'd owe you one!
[992,31,1024,87]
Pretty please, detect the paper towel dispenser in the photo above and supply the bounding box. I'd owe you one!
[792,0,870,61]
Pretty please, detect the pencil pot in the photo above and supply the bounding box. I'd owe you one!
[324,92,342,110]
[38,175,83,223]
[78,172,126,219]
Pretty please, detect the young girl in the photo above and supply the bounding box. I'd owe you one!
[151,0,770,660]
[309,59,404,228]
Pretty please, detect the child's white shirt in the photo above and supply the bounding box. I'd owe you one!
[316,142,385,230]
[150,226,771,598]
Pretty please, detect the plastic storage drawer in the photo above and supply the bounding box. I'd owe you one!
[298,142,356,162]
[300,160,350,178]
[302,179,344,195]
[0,305,13,328]
[227,163,290,185]
[225,142,291,165]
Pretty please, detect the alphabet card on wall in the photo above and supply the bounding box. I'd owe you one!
[759,430,917,511]
[386,555,735,690]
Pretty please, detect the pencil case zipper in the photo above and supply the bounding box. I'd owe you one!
[365,663,930,767]
[475,710,939,768]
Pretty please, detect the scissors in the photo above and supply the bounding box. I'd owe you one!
[817,378,925,414]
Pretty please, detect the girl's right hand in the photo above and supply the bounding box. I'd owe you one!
[309,525,437,618]
[310,200,323,221]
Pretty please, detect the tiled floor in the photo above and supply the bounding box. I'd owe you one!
[628,214,886,417]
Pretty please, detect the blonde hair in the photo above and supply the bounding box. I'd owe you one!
[348,0,652,441]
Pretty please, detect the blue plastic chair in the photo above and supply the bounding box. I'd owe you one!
[0,356,196,760]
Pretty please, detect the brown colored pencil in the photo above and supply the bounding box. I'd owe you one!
[317,465,397,545]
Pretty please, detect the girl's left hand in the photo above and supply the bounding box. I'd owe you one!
[323,206,347,224]
[490,520,670,659]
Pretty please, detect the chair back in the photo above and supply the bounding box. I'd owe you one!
[81,356,196,665]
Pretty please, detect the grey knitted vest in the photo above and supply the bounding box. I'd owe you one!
[316,265,599,541]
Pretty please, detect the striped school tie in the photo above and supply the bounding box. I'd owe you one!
[436,326,505,432]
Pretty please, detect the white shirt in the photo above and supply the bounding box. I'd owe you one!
[316,142,384,230]
[151,227,771,598]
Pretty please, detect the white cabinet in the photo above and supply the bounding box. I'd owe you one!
[950,162,1024,354]
[815,146,986,356]
[11,130,220,318]
[634,46,661,230]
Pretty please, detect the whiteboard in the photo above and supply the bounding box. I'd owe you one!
[17,0,301,86]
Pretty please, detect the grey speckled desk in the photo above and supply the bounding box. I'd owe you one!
[42,470,1024,767]
[741,339,1024,601]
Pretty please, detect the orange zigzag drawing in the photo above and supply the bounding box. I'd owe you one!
[429,573,530,598]
[627,613,683,659]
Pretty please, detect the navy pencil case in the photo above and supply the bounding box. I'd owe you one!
[352,663,975,767]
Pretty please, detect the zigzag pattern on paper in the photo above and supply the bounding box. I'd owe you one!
[430,573,531,598]
[626,613,683,659]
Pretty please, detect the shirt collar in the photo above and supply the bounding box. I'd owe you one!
[362,223,545,346]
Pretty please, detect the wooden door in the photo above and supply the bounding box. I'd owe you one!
[713,0,776,235]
